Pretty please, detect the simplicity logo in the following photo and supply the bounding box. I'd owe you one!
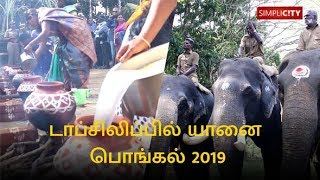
[257,6,303,20]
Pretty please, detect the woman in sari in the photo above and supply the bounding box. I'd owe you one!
[24,7,97,91]
[114,14,126,53]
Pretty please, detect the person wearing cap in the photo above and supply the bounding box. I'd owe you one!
[4,21,20,66]
[297,10,320,51]
[239,21,265,65]
[176,38,211,94]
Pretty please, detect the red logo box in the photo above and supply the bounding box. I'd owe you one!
[257,6,303,20]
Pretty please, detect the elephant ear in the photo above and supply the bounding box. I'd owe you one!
[260,75,277,119]
[278,50,296,74]
[278,58,289,74]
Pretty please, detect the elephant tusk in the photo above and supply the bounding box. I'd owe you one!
[182,132,209,145]
[233,134,246,151]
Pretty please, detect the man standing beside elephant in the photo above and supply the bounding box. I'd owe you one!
[297,10,320,51]
[176,38,211,94]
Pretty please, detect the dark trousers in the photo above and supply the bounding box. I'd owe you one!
[94,39,112,68]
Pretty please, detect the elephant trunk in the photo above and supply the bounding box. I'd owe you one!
[281,82,318,177]
[144,96,177,180]
[213,100,245,178]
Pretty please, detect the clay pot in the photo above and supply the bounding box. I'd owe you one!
[0,77,16,96]
[7,66,22,81]
[0,68,9,78]
[53,115,145,180]
[1,66,20,79]
[12,70,31,89]
[0,98,26,122]
[2,67,12,78]
[24,81,76,132]
[17,75,42,102]
[0,121,38,155]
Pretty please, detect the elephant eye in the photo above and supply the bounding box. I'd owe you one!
[243,86,253,95]
[243,86,259,98]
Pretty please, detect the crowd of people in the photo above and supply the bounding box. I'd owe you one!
[93,7,127,69]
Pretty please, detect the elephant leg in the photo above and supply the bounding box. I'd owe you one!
[144,135,171,180]
[171,137,185,180]
[313,130,320,180]
[173,162,210,180]
[314,162,320,180]
[213,135,244,179]
[260,106,282,179]
[174,138,212,180]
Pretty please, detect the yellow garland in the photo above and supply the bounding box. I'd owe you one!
[125,0,151,28]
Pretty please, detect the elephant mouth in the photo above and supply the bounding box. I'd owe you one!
[182,132,209,145]
[181,123,209,145]
[182,127,246,151]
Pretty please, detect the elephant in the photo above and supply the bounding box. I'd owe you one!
[278,48,320,178]
[144,74,214,180]
[210,57,282,179]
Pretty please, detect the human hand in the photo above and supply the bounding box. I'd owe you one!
[179,74,188,78]
[248,21,254,29]
[116,36,150,63]
[24,44,33,55]
[176,69,181,76]
[247,22,256,33]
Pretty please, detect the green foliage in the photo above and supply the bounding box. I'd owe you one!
[78,0,90,17]
[98,0,139,15]
[264,48,281,66]
[99,0,118,12]
[0,0,58,34]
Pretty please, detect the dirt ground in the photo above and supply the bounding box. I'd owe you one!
[74,69,109,117]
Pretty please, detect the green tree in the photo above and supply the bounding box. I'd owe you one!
[0,0,57,35]
[98,0,139,15]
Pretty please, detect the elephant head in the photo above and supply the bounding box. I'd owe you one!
[144,74,214,179]
[211,58,281,178]
[278,49,320,177]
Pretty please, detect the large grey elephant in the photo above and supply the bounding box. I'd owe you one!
[144,74,214,180]
[210,58,282,179]
[278,49,320,178]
